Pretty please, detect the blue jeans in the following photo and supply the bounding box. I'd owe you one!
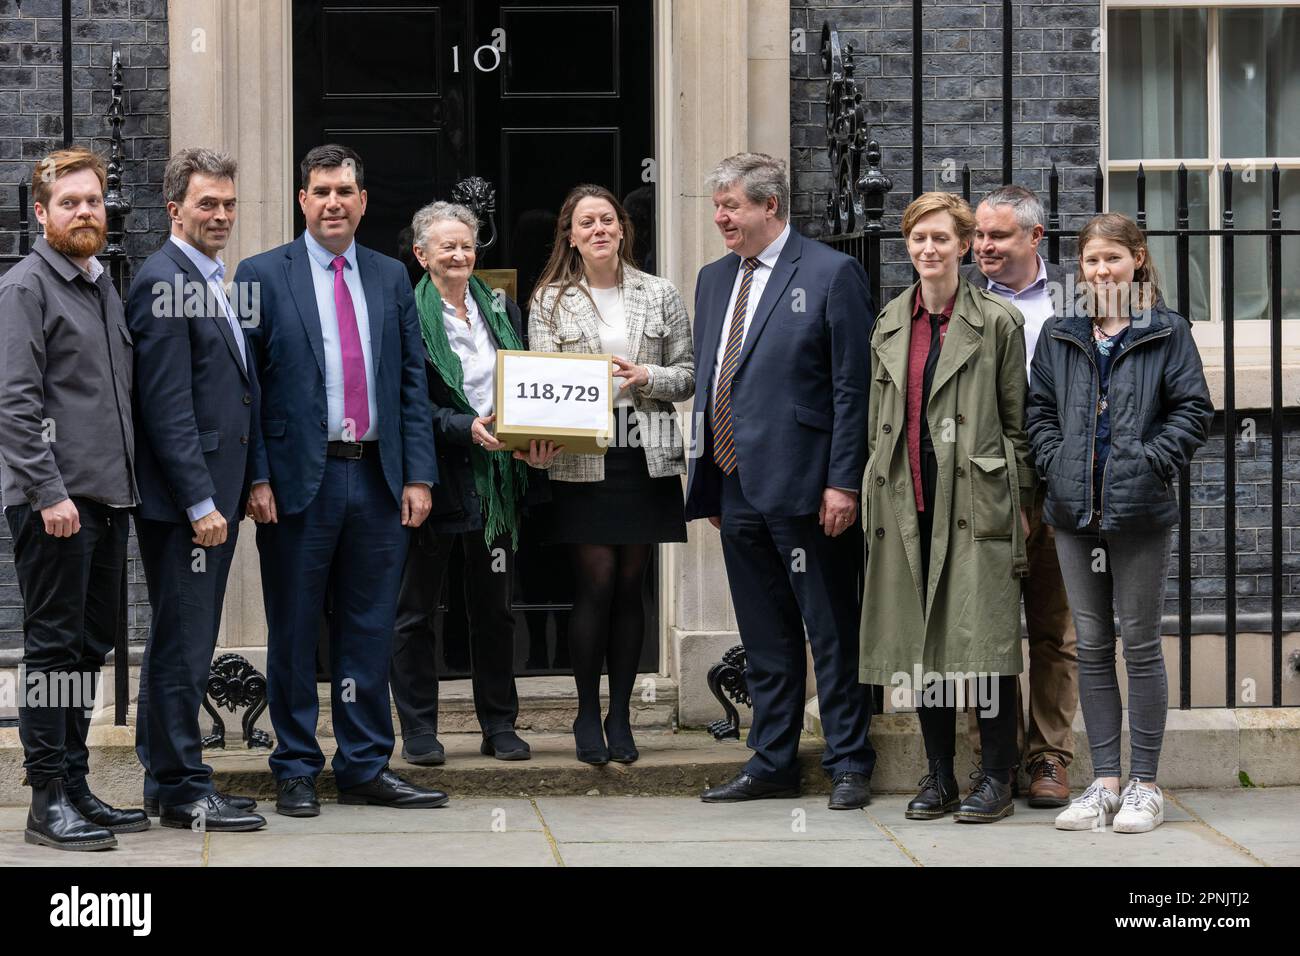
[1053,527,1172,780]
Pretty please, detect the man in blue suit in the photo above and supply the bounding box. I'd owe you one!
[129,148,266,832]
[236,144,445,816]
[686,153,876,809]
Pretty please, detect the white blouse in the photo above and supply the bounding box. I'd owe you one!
[442,289,497,418]
[589,284,632,407]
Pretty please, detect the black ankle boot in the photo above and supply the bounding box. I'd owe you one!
[572,715,609,766]
[70,790,151,834]
[954,768,1015,823]
[905,758,960,820]
[25,779,118,851]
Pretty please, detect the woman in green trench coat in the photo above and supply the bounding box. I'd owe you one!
[859,192,1035,823]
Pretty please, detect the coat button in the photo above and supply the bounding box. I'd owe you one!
[875,527,885,539]
[956,414,966,425]
[960,363,968,373]
[957,518,967,529]
[882,423,892,433]
[243,394,252,405]
[240,435,248,445]
[956,466,965,477]
[875,476,885,486]
[320,420,327,428]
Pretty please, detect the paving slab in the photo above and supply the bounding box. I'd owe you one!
[556,839,915,867]
[861,792,1194,828]
[1170,788,1300,866]
[206,830,558,867]
[881,819,1260,867]
[534,795,887,843]
[0,826,205,867]
[241,798,542,835]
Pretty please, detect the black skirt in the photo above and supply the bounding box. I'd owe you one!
[534,409,687,545]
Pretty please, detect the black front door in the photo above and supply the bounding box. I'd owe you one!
[292,0,660,677]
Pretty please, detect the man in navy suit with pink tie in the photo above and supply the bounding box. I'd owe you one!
[237,144,445,816]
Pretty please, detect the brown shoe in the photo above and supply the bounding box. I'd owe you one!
[1027,755,1070,808]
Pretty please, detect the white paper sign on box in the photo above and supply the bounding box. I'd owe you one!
[493,350,613,455]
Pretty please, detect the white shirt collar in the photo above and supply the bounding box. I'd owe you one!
[748,221,791,269]
[169,234,226,283]
[986,254,1048,296]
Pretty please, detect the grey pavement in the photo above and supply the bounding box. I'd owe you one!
[0,788,1293,866]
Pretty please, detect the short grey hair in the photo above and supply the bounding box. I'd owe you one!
[163,147,237,205]
[979,184,1046,232]
[410,201,480,249]
[705,152,790,221]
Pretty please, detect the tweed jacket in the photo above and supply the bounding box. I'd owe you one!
[528,266,695,482]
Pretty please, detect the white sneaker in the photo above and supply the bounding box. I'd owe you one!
[1113,780,1164,833]
[1054,779,1121,831]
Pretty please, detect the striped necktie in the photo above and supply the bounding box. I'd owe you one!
[711,256,761,474]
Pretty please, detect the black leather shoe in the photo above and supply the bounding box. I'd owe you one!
[572,718,609,766]
[480,730,531,761]
[25,779,117,851]
[953,770,1015,823]
[70,790,150,833]
[604,718,639,764]
[145,792,256,817]
[161,793,267,831]
[701,772,800,803]
[906,759,961,820]
[401,735,447,767]
[276,776,320,817]
[828,771,871,810]
[338,766,449,808]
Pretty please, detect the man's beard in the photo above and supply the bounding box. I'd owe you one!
[45,218,107,259]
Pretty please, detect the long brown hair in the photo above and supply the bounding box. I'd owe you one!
[1076,212,1163,314]
[532,184,638,325]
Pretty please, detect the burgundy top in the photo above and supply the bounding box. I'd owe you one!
[905,289,955,512]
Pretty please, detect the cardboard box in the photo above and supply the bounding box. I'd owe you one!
[493,350,613,455]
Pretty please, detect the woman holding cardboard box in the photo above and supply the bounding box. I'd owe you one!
[391,201,560,768]
[529,184,694,765]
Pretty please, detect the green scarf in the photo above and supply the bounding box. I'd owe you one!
[414,273,529,549]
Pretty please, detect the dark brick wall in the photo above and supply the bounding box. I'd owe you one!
[0,0,166,654]
[791,0,1101,302]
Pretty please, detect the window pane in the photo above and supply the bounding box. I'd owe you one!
[1220,9,1300,158]
[1107,9,1208,160]
[1223,170,1300,322]
[1109,171,1210,321]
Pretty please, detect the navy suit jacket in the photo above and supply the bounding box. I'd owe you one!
[126,240,258,524]
[684,229,874,519]
[236,234,436,516]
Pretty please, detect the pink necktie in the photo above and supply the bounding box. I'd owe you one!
[331,255,370,441]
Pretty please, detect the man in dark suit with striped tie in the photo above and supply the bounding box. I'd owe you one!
[684,153,876,809]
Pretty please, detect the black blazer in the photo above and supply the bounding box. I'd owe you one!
[126,239,258,524]
[684,229,874,519]
[423,293,549,535]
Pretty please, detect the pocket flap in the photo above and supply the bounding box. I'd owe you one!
[794,403,833,432]
[198,429,220,452]
[969,455,1007,474]
[262,418,287,438]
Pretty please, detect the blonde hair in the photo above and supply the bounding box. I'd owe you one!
[31,147,107,207]
[901,192,976,244]
[1077,213,1162,313]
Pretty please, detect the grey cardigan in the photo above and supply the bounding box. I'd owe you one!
[528,266,695,482]
[0,238,138,510]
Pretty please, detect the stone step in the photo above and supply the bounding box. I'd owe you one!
[6,706,1298,807]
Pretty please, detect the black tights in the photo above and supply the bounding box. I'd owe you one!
[569,543,651,739]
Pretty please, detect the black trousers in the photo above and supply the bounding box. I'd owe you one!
[6,499,127,789]
[390,526,520,738]
[719,471,874,784]
[915,448,1018,774]
[134,516,238,807]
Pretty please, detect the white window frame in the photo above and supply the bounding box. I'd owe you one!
[1102,0,1300,353]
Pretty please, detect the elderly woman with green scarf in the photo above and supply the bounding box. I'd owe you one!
[389,201,559,767]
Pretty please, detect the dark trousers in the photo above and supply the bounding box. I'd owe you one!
[718,471,874,784]
[134,516,238,807]
[5,499,127,789]
[391,527,520,738]
[257,455,409,789]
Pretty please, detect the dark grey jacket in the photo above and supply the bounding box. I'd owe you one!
[0,238,137,511]
[1026,301,1213,532]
